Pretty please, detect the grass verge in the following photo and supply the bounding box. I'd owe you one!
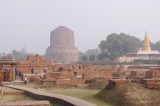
[45,88,114,106]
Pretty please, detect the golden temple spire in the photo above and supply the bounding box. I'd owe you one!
[143,32,151,51]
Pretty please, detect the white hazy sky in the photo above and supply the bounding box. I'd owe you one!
[0,0,160,55]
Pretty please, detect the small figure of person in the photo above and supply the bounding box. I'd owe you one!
[31,68,34,74]
[15,69,19,80]
[21,72,24,81]
[9,70,12,82]
[3,70,7,81]
[24,75,27,84]
[6,69,9,81]
[126,77,128,80]
[19,71,21,79]
[43,67,47,73]
[0,71,3,82]
[58,66,64,71]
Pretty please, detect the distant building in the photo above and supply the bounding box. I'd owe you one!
[118,32,160,62]
[21,46,27,54]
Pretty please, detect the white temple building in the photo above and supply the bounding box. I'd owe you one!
[118,32,160,62]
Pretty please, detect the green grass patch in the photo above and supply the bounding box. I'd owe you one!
[21,83,114,106]
[45,88,114,106]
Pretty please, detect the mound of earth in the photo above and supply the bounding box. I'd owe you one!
[96,83,160,106]
[87,77,109,90]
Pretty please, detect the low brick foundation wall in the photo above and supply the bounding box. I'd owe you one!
[2,81,25,86]
[131,70,146,76]
[56,79,85,85]
[3,90,24,95]
[0,101,50,106]
[0,89,3,96]
[146,83,160,89]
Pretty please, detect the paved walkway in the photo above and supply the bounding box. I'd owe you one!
[4,85,97,106]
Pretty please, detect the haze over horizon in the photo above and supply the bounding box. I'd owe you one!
[0,0,159,55]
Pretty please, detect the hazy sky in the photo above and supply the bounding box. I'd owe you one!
[0,0,160,54]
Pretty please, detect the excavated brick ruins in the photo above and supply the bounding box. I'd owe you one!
[106,66,160,90]
[36,64,114,86]
[1,55,160,90]
[0,55,114,86]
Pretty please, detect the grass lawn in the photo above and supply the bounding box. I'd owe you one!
[45,88,114,106]
[0,95,35,103]
[21,83,114,106]
[0,86,36,103]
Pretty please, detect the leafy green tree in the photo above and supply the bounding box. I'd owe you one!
[85,48,101,57]
[99,33,138,60]
[79,52,85,60]
[89,55,96,61]
[98,54,104,61]
[151,41,160,51]
[99,40,108,53]
[12,49,34,60]
[98,53,108,61]
[81,55,88,61]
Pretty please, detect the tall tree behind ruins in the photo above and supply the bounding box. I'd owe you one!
[99,33,160,61]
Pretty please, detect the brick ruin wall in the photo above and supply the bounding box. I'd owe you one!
[42,68,113,86]
[145,70,160,78]
[130,70,147,76]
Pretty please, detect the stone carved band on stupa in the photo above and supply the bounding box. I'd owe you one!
[45,26,79,63]
[143,32,151,51]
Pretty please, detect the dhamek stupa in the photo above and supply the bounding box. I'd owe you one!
[118,32,160,62]
[45,26,79,63]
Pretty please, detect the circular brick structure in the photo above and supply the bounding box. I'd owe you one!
[45,26,79,63]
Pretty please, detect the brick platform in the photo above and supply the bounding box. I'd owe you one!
[1,81,25,86]
[3,90,24,95]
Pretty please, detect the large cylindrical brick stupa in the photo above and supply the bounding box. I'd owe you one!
[45,26,79,63]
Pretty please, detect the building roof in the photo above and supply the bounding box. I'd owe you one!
[137,50,160,55]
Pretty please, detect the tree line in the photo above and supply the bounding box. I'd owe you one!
[0,49,34,61]
[80,33,160,62]
[99,33,160,61]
